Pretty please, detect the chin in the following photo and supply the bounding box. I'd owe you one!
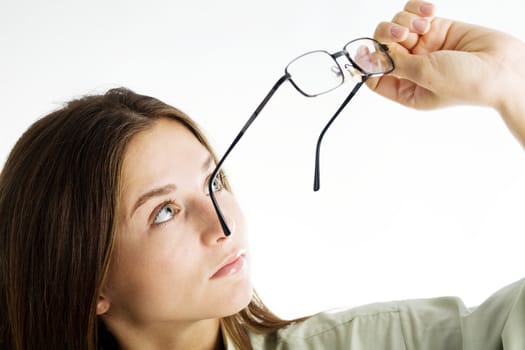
[221,280,254,317]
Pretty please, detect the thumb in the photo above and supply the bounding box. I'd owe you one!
[385,42,438,89]
[387,42,492,107]
[366,43,447,109]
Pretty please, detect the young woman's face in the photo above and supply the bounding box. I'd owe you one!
[100,118,252,325]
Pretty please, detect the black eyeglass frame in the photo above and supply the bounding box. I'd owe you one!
[208,37,394,236]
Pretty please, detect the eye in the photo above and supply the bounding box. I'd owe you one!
[153,201,179,225]
[211,175,223,192]
[206,172,225,194]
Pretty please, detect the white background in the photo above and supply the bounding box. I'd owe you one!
[1,0,525,319]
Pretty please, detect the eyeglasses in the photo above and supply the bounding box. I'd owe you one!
[209,37,394,236]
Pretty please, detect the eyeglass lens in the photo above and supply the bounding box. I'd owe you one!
[286,51,344,97]
[344,39,394,75]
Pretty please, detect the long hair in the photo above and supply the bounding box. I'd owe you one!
[0,87,303,350]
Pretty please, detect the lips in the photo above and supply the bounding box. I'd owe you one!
[211,250,246,279]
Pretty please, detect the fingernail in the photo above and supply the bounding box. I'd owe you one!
[412,18,428,33]
[420,3,434,16]
[390,25,406,39]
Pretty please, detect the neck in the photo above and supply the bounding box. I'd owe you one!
[103,317,224,350]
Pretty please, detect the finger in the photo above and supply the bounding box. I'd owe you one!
[367,74,439,110]
[374,21,408,42]
[392,11,431,35]
[404,1,435,17]
[373,22,420,51]
[366,75,416,108]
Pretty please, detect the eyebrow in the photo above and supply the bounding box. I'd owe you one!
[130,184,177,217]
[130,155,215,217]
[202,155,214,172]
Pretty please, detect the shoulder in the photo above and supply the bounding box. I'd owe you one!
[250,301,407,349]
[473,277,525,349]
[281,301,403,342]
[246,278,525,350]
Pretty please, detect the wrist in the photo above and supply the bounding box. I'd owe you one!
[495,93,525,148]
[492,35,525,148]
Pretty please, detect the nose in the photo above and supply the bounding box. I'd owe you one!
[189,193,235,245]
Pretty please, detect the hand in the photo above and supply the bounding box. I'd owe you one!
[368,1,525,146]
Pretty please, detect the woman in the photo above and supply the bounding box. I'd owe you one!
[0,87,303,349]
[2,1,525,349]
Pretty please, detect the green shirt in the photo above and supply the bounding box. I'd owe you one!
[227,278,525,349]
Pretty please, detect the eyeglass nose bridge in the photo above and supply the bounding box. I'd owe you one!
[331,50,368,81]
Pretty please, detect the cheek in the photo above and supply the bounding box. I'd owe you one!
[223,194,248,237]
[105,233,201,314]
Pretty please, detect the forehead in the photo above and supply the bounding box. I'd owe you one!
[120,118,210,199]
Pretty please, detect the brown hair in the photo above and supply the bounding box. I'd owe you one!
[0,88,304,350]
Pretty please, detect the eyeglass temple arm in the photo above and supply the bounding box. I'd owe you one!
[313,79,367,192]
[210,73,291,236]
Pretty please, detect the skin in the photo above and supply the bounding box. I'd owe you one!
[97,118,252,350]
[368,1,525,147]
